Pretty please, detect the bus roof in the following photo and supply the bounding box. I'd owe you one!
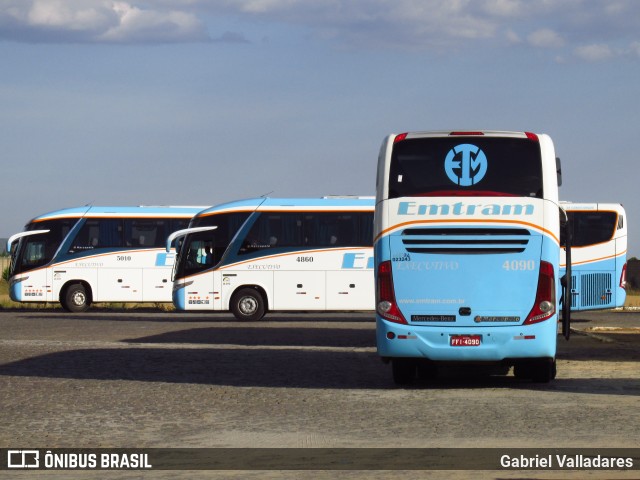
[392,130,541,140]
[28,205,209,224]
[560,202,625,212]
[195,197,375,217]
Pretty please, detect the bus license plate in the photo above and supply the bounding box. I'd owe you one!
[450,335,481,347]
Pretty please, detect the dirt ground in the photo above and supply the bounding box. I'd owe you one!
[0,310,639,479]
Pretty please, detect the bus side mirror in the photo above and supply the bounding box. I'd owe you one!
[556,157,562,187]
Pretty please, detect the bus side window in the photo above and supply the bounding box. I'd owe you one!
[68,219,123,253]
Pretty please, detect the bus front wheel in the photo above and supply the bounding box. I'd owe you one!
[62,283,91,313]
[231,288,266,321]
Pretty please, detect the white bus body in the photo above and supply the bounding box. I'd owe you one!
[171,197,375,320]
[7,206,206,311]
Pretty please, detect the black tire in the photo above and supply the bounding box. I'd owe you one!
[62,283,90,312]
[392,358,417,386]
[531,358,556,383]
[417,361,438,382]
[515,359,556,383]
[230,288,266,321]
[513,362,533,380]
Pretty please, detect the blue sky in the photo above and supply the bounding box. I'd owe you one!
[1,0,639,256]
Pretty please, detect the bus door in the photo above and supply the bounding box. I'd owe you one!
[8,229,56,303]
[183,237,216,310]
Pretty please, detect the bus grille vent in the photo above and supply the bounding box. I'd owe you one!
[572,273,612,308]
[401,227,530,255]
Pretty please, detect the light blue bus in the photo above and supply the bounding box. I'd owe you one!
[560,202,627,311]
[374,131,566,384]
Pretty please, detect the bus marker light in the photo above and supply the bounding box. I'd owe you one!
[620,263,627,289]
[449,131,484,136]
[525,132,539,141]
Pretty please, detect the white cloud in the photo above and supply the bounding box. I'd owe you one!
[99,1,208,42]
[0,0,209,43]
[2,0,640,60]
[27,0,116,31]
[527,28,564,48]
[574,43,614,62]
[505,28,521,44]
[482,0,525,17]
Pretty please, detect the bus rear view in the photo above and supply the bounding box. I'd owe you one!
[374,131,562,384]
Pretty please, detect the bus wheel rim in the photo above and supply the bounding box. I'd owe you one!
[72,291,86,306]
[239,296,257,315]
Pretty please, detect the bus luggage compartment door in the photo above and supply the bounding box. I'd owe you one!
[273,271,326,310]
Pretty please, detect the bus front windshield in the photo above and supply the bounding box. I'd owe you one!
[10,219,76,276]
[175,212,251,278]
[389,136,543,199]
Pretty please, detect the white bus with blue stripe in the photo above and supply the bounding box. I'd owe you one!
[374,131,567,384]
[169,197,374,321]
[561,202,627,311]
[7,206,206,311]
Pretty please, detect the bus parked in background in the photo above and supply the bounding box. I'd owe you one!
[374,130,565,384]
[561,202,627,311]
[7,206,206,311]
[169,197,374,321]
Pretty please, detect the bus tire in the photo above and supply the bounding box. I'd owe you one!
[417,361,438,382]
[231,288,266,321]
[531,358,556,383]
[392,358,416,386]
[513,362,532,380]
[62,283,91,313]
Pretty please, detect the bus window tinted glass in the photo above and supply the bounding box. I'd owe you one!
[124,219,166,248]
[177,212,251,277]
[69,219,123,253]
[566,211,617,247]
[389,137,543,199]
[239,211,373,255]
[11,219,75,275]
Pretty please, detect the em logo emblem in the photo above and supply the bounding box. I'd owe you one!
[444,143,488,186]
